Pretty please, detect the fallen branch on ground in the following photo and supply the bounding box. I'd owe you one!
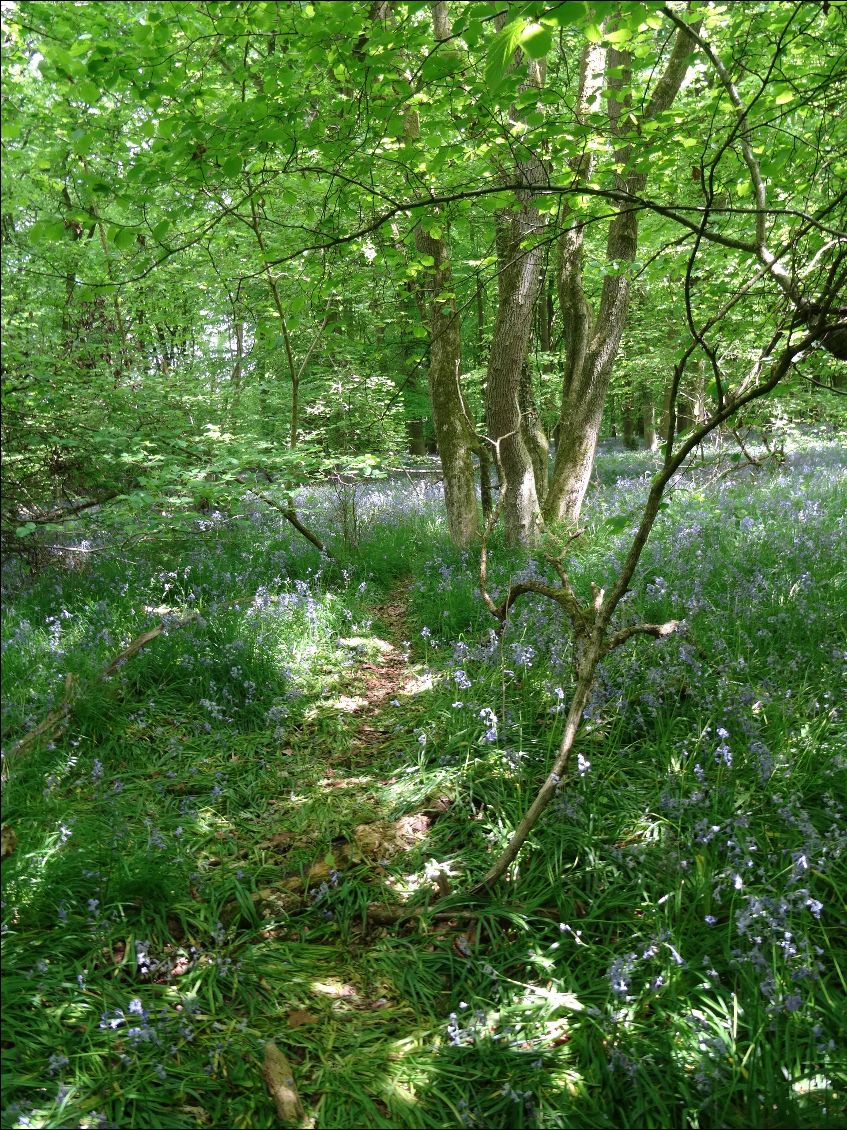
[249,490,337,560]
[3,612,198,767]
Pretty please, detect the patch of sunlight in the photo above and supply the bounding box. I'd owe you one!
[377,1032,442,1102]
[11,810,78,896]
[338,636,395,655]
[669,996,742,1076]
[194,807,237,833]
[379,1077,418,1110]
[522,984,584,1012]
[269,789,311,809]
[615,813,666,847]
[549,1066,589,1099]
[311,978,360,1000]
[320,774,374,790]
[792,1074,834,1096]
[381,870,426,899]
[12,1093,80,1130]
[326,694,368,713]
[401,671,433,695]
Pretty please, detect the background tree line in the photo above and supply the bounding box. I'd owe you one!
[2,0,845,561]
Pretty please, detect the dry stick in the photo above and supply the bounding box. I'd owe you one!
[4,527,337,768]
[4,613,199,764]
[471,325,828,893]
[250,491,336,560]
[4,674,79,762]
[23,491,119,527]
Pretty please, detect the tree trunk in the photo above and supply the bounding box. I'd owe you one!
[537,269,553,355]
[643,388,658,450]
[622,398,637,449]
[227,318,245,422]
[485,204,546,545]
[545,24,697,525]
[484,49,548,546]
[407,418,427,457]
[691,358,707,427]
[479,443,494,520]
[520,362,549,501]
[547,187,640,521]
[659,375,675,446]
[475,281,486,366]
[400,2,479,546]
[415,234,479,546]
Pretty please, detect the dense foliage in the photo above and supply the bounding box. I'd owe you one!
[2,0,845,549]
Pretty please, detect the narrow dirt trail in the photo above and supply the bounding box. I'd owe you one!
[307,578,453,874]
[335,579,424,764]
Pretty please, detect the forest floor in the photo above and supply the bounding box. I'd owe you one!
[2,435,846,1130]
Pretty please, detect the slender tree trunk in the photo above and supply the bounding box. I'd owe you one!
[520,362,549,501]
[227,319,245,422]
[407,418,427,457]
[643,387,658,451]
[486,205,546,545]
[660,374,676,445]
[545,25,697,525]
[622,398,637,449]
[402,2,479,546]
[415,231,479,545]
[484,48,548,546]
[479,443,494,519]
[247,189,300,448]
[691,358,707,426]
[475,281,486,366]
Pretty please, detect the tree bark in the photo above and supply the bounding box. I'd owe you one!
[520,362,549,501]
[642,387,658,451]
[402,3,479,546]
[546,24,697,525]
[484,48,548,546]
[486,202,546,544]
[622,398,637,449]
[478,442,494,519]
[414,230,479,546]
[407,417,427,457]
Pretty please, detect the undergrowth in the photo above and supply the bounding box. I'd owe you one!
[1,437,845,1129]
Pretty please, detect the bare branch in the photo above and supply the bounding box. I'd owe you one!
[250,491,336,560]
[606,619,682,652]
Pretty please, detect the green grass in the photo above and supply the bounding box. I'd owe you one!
[2,438,846,1129]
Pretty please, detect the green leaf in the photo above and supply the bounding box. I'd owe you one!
[521,22,553,59]
[485,18,525,90]
[113,227,136,250]
[152,219,170,241]
[544,2,589,28]
[605,27,633,45]
[222,155,243,178]
[73,79,100,104]
[29,219,66,244]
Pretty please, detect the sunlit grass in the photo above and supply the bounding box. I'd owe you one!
[1,436,845,1129]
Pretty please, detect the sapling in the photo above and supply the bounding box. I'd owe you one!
[473,310,843,893]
